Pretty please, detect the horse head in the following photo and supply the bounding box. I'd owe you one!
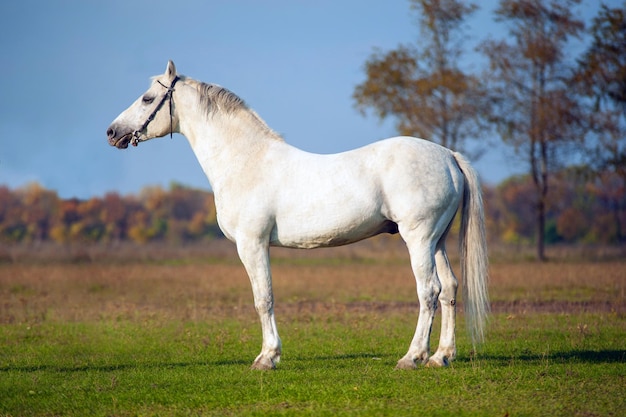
[107,60,179,149]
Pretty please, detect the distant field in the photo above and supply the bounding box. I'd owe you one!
[0,252,624,416]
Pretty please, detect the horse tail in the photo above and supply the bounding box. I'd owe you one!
[453,152,490,346]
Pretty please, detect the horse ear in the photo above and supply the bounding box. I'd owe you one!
[166,60,177,81]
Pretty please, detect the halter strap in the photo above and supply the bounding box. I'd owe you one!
[132,76,179,145]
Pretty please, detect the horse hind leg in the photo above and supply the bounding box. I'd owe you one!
[396,231,441,369]
[428,241,458,367]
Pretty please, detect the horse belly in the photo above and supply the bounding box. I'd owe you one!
[269,207,398,249]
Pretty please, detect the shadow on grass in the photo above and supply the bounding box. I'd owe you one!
[464,349,625,364]
[0,358,251,374]
[302,350,626,367]
[4,350,621,374]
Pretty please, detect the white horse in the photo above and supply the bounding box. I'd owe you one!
[107,61,489,370]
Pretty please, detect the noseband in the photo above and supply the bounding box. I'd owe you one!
[131,76,180,146]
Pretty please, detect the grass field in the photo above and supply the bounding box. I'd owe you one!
[0,244,625,416]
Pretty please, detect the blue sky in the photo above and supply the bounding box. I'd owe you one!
[0,0,604,199]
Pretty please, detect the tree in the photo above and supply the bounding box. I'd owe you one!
[353,0,489,155]
[586,170,626,243]
[71,197,106,243]
[0,186,26,243]
[574,3,626,242]
[479,0,585,261]
[496,175,536,244]
[100,192,128,242]
[575,4,626,115]
[20,183,59,243]
[49,198,81,244]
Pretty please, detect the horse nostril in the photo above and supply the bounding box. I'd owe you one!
[107,127,115,138]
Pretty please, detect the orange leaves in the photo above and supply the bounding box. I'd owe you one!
[0,183,220,245]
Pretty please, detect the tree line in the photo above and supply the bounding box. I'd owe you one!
[0,183,220,246]
[1,170,623,246]
[354,0,625,260]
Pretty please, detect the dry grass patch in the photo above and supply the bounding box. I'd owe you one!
[488,261,625,313]
[1,258,624,326]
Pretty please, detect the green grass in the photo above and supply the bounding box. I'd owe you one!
[1,311,625,416]
[1,258,624,416]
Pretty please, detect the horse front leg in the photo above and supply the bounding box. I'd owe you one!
[236,238,281,370]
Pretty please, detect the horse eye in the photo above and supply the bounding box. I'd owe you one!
[142,95,155,104]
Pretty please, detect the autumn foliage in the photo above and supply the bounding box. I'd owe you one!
[485,169,625,245]
[0,183,220,245]
[1,170,624,247]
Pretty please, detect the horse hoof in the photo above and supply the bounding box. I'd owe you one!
[251,357,276,370]
[395,357,417,370]
[425,357,449,368]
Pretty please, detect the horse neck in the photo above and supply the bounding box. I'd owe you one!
[174,81,283,192]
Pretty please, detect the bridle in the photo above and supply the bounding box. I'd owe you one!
[131,76,180,146]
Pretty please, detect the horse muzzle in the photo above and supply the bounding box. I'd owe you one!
[107,126,136,149]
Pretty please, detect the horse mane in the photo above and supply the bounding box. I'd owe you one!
[180,76,284,141]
